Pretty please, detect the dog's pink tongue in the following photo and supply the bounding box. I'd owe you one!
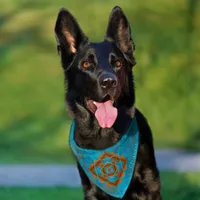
[95,100,118,128]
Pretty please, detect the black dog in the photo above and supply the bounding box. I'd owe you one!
[55,6,162,200]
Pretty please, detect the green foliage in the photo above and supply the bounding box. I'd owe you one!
[0,172,200,200]
[0,0,200,163]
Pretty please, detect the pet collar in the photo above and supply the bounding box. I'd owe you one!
[69,117,139,198]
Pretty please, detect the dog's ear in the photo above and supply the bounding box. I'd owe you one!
[54,8,88,68]
[105,6,135,66]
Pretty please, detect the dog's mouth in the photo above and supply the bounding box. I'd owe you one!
[86,95,118,128]
[87,95,113,113]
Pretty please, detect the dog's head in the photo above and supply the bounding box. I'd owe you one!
[55,6,136,129]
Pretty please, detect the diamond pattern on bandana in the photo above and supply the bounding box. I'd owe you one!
[89,152,127,186]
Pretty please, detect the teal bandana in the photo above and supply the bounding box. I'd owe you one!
[69,117,139,198]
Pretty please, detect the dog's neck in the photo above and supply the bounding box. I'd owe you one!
[73,105,135,149]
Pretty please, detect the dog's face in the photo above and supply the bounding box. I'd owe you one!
[55,6,136,128]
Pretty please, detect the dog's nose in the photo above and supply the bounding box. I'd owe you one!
[100,73,117,89]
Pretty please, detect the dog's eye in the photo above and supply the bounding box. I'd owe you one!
[82,61,90,69]
[115,60,122,68]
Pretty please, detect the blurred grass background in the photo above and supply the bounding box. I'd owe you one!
[0,0,200,164]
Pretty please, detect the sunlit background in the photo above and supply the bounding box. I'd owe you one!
[0,0,200,199]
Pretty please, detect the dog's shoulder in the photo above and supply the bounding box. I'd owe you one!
[135,108,154,145]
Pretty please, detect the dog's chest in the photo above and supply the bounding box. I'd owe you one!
[75,128,121,149]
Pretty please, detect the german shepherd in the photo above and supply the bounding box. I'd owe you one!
[54,6,162,200]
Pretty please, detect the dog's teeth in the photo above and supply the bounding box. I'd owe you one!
[93,101,96,105]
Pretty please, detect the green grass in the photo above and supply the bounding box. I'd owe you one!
[0,0,200,163]
[161,172,200,200]
[0,173,200,200]
[0,188,83,200]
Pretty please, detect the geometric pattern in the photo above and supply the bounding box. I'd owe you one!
[89,152,127,186]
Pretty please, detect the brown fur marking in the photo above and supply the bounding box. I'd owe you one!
[62,28,76,53]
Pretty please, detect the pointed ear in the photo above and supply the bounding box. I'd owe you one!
[105,6,135,66]
[54,8,88,68]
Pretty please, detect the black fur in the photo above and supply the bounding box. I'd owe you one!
[55,6,162,200]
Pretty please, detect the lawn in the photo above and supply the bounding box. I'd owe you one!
[0,0,200,163]
[0,172,200,200]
